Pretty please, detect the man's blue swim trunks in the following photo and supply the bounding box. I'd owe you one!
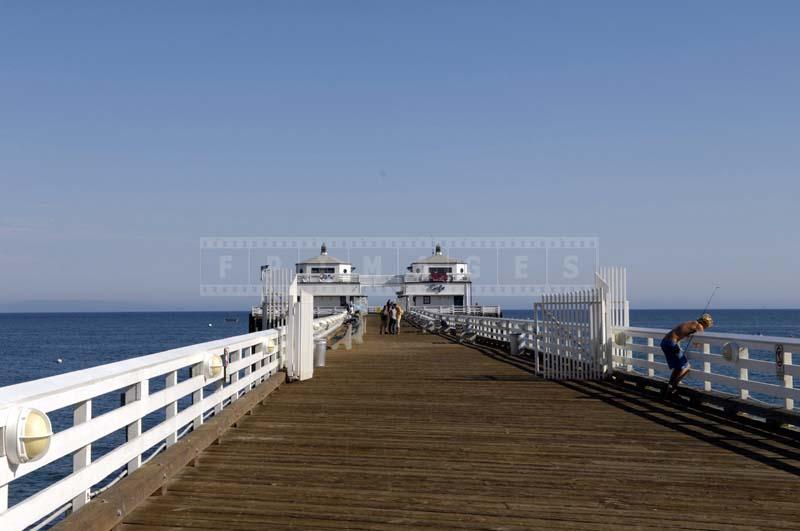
[660,338,690,370]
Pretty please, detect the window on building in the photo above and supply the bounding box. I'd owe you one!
[423,296,431,304]
[311,267,335,274]
[430,267,452,274]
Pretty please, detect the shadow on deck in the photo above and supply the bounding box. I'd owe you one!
[121,316,800,530]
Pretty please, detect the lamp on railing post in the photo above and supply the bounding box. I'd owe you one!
[2,407,53,466]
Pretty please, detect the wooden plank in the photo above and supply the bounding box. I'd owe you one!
[107,316,800,530]
[54,372,285,531]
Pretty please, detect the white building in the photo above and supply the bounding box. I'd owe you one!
[401,244,472,309]
[295,244,364,312]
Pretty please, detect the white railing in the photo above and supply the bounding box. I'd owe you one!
[0,311,347,530]
[312,312,349,338]
[423,305,502,316]
[296,273,359,283]
[613,326,798,411]
[409,308,538,351]
[403,273,471,283]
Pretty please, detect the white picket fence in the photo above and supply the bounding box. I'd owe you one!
[0,310,347,530]
[427,305,503,317]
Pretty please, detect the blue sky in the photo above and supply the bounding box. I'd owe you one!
[1,1,799,310]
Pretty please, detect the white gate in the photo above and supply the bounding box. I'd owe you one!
[534,288,605,380]
[595,266,630,372]
[532,267,629,380]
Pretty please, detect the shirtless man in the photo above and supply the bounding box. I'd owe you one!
[661,313,713,397]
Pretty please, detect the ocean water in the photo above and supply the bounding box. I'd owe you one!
[1,309,798,517]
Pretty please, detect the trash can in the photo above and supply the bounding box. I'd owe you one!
[510,332,523,356]
[314,338,327,367]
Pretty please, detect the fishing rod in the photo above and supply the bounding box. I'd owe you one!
[682,286,720,354]
[701,286,720,316]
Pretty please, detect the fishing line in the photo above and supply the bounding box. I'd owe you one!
[682,286,720,354]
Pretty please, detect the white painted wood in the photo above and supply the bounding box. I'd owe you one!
[126,379,148,474]
[165,371,178,447]
[784,351,794,411]
[703,343,712,392]
[0,311,338,528]
[739,348,750,400]
[71,399,92,511]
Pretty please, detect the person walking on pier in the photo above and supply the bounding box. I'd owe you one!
[380,300,391,334]
[389,303,398,335]
[661,314,713,398]
[394,303,404,334]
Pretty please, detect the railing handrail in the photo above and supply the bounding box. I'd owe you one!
[619,325,800,349]
[403,273,471,282]
[296,273,359,282]
[418,305,502,316]
[0,330,275,413]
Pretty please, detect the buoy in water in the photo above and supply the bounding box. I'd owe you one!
[56,358,63,364]
[208,323,213,327]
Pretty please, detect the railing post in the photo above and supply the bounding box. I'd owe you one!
[345,324,353,350]
[243,346,253,392]
[166,370,178,446]
[229,349,241,401]
[646,338,654,378]
[279,329,286,370]
[72,399,92,511]
[784,350,794,411]
[125,379,148,474]
[191,362,204,430]
[625,336,633,373]
[739,348,749,400]
[703,343,712,392]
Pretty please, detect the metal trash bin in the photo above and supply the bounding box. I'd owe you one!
[314,338,327,367]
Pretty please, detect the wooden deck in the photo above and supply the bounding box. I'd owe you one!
[122,317,800,530]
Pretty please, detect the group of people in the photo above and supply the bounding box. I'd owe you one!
[379,300,404,335]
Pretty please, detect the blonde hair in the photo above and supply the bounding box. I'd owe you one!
[698,313,713,328]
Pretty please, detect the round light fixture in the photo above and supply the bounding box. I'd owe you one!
[204,353,224,379]
[4,407,53,465]
[722,342,741,362]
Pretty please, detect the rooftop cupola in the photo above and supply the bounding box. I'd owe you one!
[321,243,328,255]
[434,243,442,255]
